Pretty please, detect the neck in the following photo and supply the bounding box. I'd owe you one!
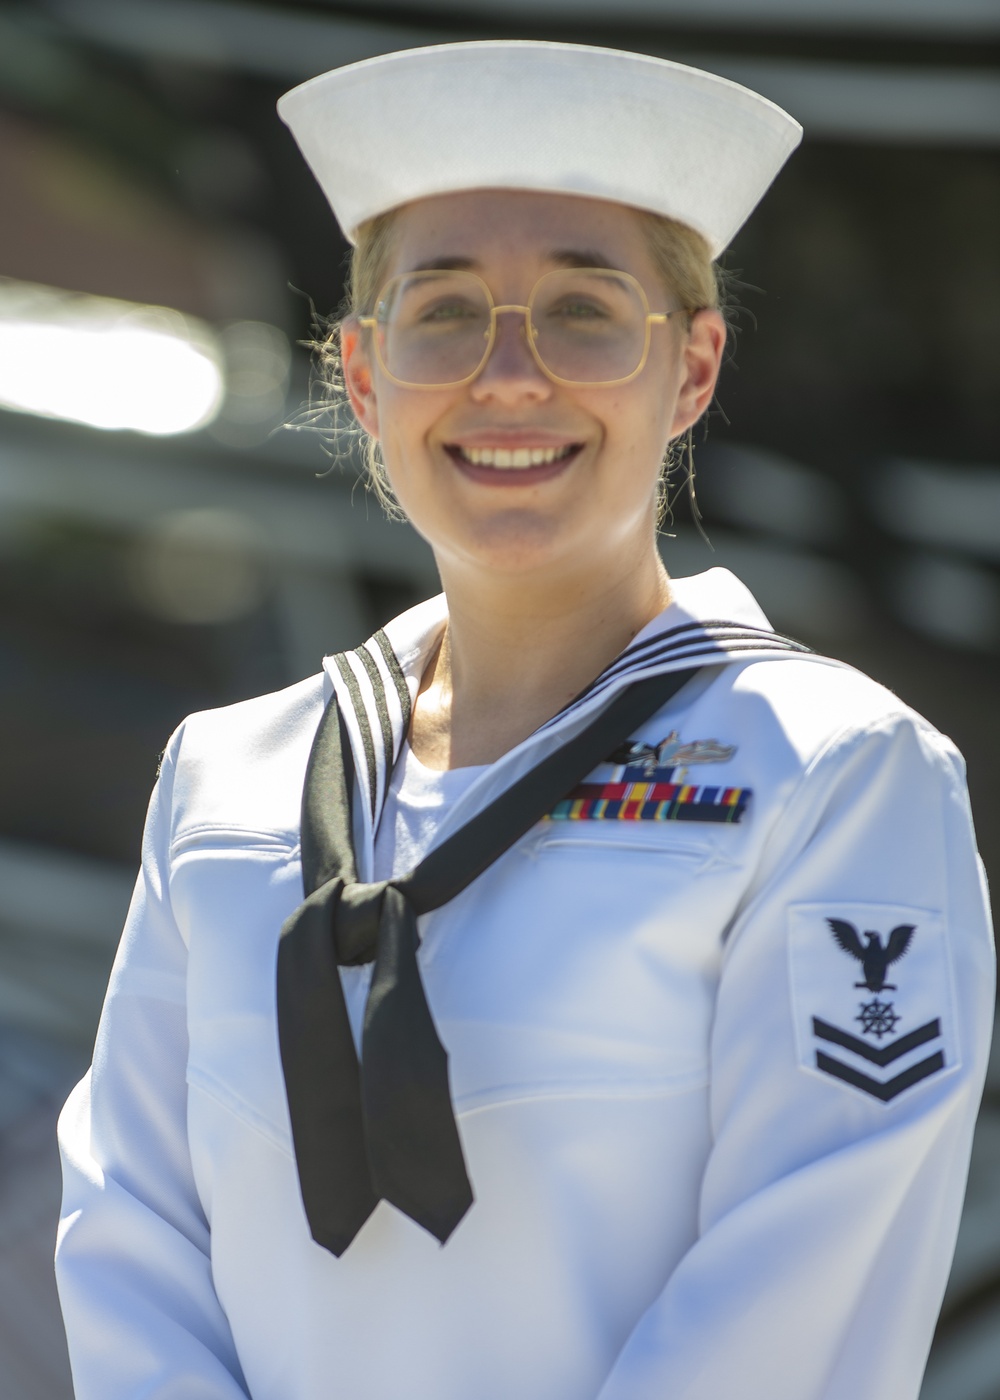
[410,543,672,769]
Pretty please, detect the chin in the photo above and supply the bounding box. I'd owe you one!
[434,509,586,578]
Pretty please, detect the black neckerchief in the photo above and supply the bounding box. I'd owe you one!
[277,665,700,1256]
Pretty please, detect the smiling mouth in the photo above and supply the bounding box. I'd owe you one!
[448,443,580,470]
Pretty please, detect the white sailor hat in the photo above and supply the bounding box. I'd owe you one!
[278,40,802,259]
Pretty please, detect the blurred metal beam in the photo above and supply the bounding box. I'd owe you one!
[0,839,134,1050]
[44,0,437,76]
[709,57,1000,145]
[336,0,1000,37]
[44,0,1000,145]
[0,415,439,586]
[874,460,1000,563]
[659,526,866,642]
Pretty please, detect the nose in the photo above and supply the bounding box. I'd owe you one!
[469,309,552,404]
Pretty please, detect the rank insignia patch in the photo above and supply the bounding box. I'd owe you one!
[548,732,749,823]
[788,904,958,1103]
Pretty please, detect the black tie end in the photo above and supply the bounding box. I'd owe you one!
[431,1189,475,1247]
[386,1179,475,1247]
[311,1221,366,1258]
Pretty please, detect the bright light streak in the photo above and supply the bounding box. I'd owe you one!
[0,279,225,435]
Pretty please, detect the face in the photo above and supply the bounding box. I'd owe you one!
[342,189,724,590]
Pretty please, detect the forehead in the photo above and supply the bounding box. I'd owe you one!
[385,189,655,279]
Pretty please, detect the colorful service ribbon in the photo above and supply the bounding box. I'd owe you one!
[547,766,750,824]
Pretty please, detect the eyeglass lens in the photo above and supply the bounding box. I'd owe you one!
[373,269,650,386]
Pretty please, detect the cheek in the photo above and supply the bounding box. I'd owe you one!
[374,388,431,473]
[602,383,674,469]
[375,393,458,523]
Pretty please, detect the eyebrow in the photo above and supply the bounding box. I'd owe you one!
[548,249,619,270]
[410,257,477,273]
[408,249,619,274]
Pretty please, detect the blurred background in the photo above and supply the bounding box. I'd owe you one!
[0,1,997,1395]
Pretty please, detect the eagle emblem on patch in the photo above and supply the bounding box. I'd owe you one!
[827,918,914,992]
[787,904,958,1104]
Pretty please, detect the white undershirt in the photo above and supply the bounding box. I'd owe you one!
[372,742,489,881]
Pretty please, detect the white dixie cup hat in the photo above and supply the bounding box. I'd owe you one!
[277,40,803,258]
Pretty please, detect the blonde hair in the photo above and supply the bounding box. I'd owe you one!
[311,204,725,520]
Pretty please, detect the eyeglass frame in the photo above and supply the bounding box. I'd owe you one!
[356,267,683,390]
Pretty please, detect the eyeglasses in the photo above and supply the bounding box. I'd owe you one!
[357,268,679,389]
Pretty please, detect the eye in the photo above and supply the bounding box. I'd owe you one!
[417,297,481,324]
[546,296,610,321]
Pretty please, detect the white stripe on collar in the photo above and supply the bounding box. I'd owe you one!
[322,569,807,827]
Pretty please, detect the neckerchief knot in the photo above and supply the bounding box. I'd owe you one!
[336,879,390,964]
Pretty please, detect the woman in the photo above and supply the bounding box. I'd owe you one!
[56,40,993,1400]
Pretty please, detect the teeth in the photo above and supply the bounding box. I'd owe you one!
[460,445,573,469]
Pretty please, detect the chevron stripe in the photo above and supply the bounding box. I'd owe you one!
[815,1050,945,1102]
[812,1018,941,1067]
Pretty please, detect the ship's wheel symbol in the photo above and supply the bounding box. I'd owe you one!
[856,999,900,1040]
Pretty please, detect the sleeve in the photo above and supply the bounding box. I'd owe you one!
[597,713,995,1400]
[55,730,250,1400]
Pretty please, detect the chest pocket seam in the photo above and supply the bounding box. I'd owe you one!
[533,836,709,857]
[187,1063,294,1160]
[453,1071,711,1119]
[170,825,298,858]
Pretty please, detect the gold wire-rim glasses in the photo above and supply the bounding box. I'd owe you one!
[357,267,680,390]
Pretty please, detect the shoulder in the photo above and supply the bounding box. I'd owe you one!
[172,671,327,759]
[670,651,969,845]
[159,672,328,843]
[717,651,961,777]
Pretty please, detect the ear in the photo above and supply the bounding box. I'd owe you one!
[341,319,380,440]
[669,309,726,438]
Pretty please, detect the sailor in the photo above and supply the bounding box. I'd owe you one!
[55,40,993,1400]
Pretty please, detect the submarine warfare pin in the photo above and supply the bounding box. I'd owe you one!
[548,731,749,823]
[607,731,737,775]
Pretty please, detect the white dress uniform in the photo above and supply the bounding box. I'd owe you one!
[56,567,994,1400]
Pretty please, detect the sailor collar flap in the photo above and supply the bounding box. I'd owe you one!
[322,584,810,853]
